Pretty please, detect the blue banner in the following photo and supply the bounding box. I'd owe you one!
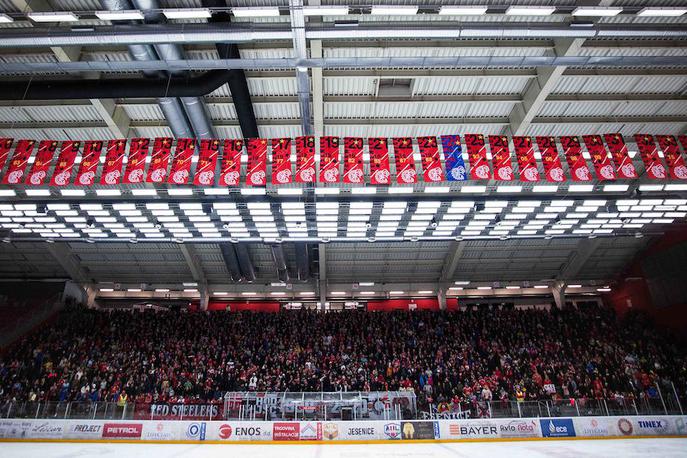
[540,419,576,438]
[440,135,467,181]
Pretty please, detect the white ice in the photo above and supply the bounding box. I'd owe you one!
[2,439,687,458]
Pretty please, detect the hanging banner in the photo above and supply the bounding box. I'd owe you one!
[582,135,616,181]
[343,137,365,184]
[634,134,667,180]
[75,140,103,186]
[0,138,13,173]
[393,137,417,185]
[488,135,514,181]
[2,139,35,184]
[464,134,490,180]
[512,136,540,182]
[50,140,80,187]
[535,136,566,183]
[440,134,467,181]
[369,137,391,185]
[220,139,243,186]
[168,138,195,185]
[656,135,687,180]
[271,138,293,185]
[560,136,592,181]
[122,138,149,184]
[603,133,637,179]
[246,138,268,186]
[295,136,315,183]
[146,137,173,183]
[418,136,444,182]
[680,135,687,155]
[101,139,127,185]
[319,136,340,183]
[194,139,220,186]
[26,140,58,185]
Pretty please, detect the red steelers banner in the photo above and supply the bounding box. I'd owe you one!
[168,138,195,184]
[535,136,566,183]
[392,137,417,185]
[2,139,35,184]
[488,135,514,181]
[147,137,173,183]
[634,134,667,180]
[561,136,592,181]
[220,139,242,186]
[583,135,616,181]
[656,135,687,180]
[75,140,103,186]
[418,136,444,182]
[343,137,364,184]
[26,140,58,185]
[123,138,149,184]
[295,136,315,183]
[319,136,340,183]
[369,137,391,185]
[271,138,292,185]
[194,139,220,186]
[513,136,540,182]
[50,141,80,186]
[246,138,267,186]
[604,133,637,179]
[101,139,126,185]
[464,134,490,180]
[0,138,13,173]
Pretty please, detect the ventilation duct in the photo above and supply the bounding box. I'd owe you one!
[234,244,256,283]
[270,245,290,283]
[219,243,243,282]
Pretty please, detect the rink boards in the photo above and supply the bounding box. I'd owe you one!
[1,416,686,443]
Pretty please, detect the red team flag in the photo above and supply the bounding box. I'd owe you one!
[656,135,687,180]
[101,139,127,185]
[146,137,173,183]
[50,141,80,186]
[512,136,540,182]
[634,134,667,180]
[464,134,490,180]
[122,138,149,184]
[168,138,195,184]
[603,133,637,179]
[0,138,13,172]
[343,137,365,184]
[583,135,616,181]
[560,136,592,181]
[246,138,268,186]
[75,140,103,186]
[26,140,58,185]
[368,137,392,185]
[417,136,444,182]
[2,139,35,184]
[319,136,340,183]
[392,137,417,185]
[194,139,220,186]
[271,138,293,185]
[219,139,243,186]
[680,136,687,155]
[488,135,514,181]
[535,136,566,183]
[295,136,315,183]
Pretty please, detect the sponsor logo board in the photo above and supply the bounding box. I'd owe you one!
[540,419,576,438]
[26,421,64,439]
[573,418,610,437]
[498,419,540,438]
[617,418,634,436]
[322,423,339,440]
[341,422,379,440]
[384,422,401,440]
[102,423,143,439]
[66,422,103,439]
[446,421,499,439]
[212,422,272,441]
[401,421,439,440]
[142,422,176,441]
[0,420,33,439]
[185,422,207,441]
[299,422,322,441]
[634,417,674,435]
[273,422,299,441]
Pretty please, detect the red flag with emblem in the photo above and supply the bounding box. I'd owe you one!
[680,136,687,156]
[535,136,566,183]
[512,136,540,182]
[295,136,315,183]
[634,134,667,180]
[343,137,364,184]
[369,137,392,185]
[219,139,243,186]
[560,136,592,181]
[122,138,149,184]
[26,140,58,186]
[100,139,127,185]
[194,139,220,186]
[603,133,637,179]
[271,138,293,185]
[583,135,616,181]
[656,135,687,180]
[2,139,35,184]
[246,138,268,186]
[50,141,80,187]
[319,136,340,183]
[464,134,490,180]
[168,138,195,184]
[392,137,417,185]
[418,136,444,182]
[0,138,13,173]
[489,135,514,181]
[75,140,103,186]
[146,137,173,183]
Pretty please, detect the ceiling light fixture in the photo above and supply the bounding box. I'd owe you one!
[232,7,280,17]
[162,8,212,19]
[95,10,144,20]
[28,12,79,22]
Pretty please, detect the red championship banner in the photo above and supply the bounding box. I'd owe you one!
[319,136,340,183]
[2,139,35,184]
[464,134,490,180]
[488,135,514,181]
[343,137,364,184]
[583,135,616,181]
[392,137,417,184]
[26,140,58,185]
[146,137,172,183]
[0,138,13,172]
[50,140,80,186]
[634,134,667,180]
[122,137,149,184]
[656,135,687,180]
[560,135,592,181]
[194,139,220,186]
[246,138,268,186]
[295,136,315,183]
[220,139,243,186]
[680,135,687,155]
[535,136,566,183]
[271,138,293,185]
[603,133,637,179]
[512,136,540,182]
[168,138,195,184]
[75,140,103,186]
[101,139,127,185]
[418,136,444,182]
[369,137,392,185]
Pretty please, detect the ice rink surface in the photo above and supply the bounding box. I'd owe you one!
[2,439,687,458]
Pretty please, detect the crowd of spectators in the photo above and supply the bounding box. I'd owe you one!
[0,304,685,416]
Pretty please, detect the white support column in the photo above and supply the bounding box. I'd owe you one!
[311,39,324,137]
[318,243,326,311]
[289,0,313,135]
[179,244,208,309]
[437,288,447,311]
[552,281,567,310]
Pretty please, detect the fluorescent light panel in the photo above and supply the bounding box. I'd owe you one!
[638,8,686,17]
[232,7,280,17]
[572,7,622,16]
[28,12,79,22]
[95,10,144,20]
[439,6,487,15]
[163,8,212,19]
[303,6,349,16]
[371,6,419,15]
[506,6,555,16]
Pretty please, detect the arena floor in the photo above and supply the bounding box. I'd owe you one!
[2,438,687,458]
